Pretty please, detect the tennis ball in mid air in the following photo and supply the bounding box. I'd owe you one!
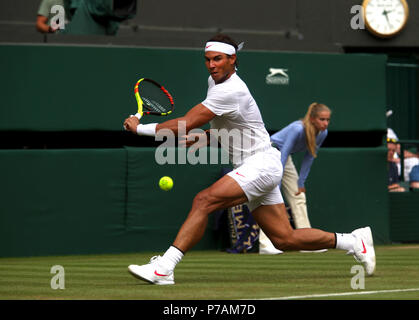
[159,176,173,191]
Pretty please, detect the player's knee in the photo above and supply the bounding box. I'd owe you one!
[192,190,216,214]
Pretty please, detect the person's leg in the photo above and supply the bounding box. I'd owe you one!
[281,156,311,229]
[128,174,248,284]
[252,203,334,251]
[259,156,311,254]
[252,203,376,275]
[172,174,248,252]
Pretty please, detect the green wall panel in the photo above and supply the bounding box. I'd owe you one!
[303,147,390,244]
[0,147,390,257]
[0,149,127,257]
[386,58,419,140]
[389,192,419,242]
[0,148,227,257]
[240,52,387,132]
[0,45,387,132]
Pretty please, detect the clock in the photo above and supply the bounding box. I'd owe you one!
[362,0,409,38]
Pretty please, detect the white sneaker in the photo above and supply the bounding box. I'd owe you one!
[351,227,376,276]
[128,256,175,285]
[259,247,284,255]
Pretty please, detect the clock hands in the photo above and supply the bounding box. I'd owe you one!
[382,8,394,27]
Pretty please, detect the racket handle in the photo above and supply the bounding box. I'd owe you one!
[128,113,142,119]
[124,113,141,131]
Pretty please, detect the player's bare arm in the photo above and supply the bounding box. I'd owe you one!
[124,103,215,135]
[156,103,216,135]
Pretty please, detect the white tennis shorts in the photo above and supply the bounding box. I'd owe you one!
[227,147,284,212]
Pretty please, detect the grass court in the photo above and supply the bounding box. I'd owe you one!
[1,244,419,300]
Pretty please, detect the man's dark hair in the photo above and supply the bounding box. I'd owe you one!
[207,33,239,67]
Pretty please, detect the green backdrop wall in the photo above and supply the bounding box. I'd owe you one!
[0,148,226,257]
[0,147,389,257]
[302,147,389,244]
[0,44,386,132]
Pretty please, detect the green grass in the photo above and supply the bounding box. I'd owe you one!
[1,245,419,300]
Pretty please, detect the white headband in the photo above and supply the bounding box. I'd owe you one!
[205,41,244,55]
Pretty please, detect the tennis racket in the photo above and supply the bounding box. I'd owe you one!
[132,78,174,120]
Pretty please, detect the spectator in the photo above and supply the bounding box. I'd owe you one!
[61,0,136,36]
[409,165,419,191]
[387,140,405,192]
[387,128,419,182]
[36,0,65,34]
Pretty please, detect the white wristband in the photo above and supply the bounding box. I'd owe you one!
[136,123,157,136]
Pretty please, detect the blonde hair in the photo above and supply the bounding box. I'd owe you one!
[302,102,331,157]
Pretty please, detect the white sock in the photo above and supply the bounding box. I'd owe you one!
[335,233,356,251]
[159,246,184,273]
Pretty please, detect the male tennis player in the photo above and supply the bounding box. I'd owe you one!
[123,34,376,285]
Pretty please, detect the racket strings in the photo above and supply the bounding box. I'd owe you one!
[139,81,173,114]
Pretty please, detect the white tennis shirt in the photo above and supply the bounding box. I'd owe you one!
[202,73,271,167]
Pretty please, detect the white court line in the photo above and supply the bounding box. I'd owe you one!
[251,288,419,300]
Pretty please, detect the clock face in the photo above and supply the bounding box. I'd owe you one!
[363,0,409,37]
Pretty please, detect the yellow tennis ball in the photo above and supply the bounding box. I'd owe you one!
[159,176,173,191]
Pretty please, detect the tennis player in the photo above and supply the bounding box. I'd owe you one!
[123,34,376,285]
[259,103,331,254]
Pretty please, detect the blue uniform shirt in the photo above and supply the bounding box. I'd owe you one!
[270,120,328,188]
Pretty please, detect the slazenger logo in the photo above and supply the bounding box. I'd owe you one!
[265,68,289,85]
